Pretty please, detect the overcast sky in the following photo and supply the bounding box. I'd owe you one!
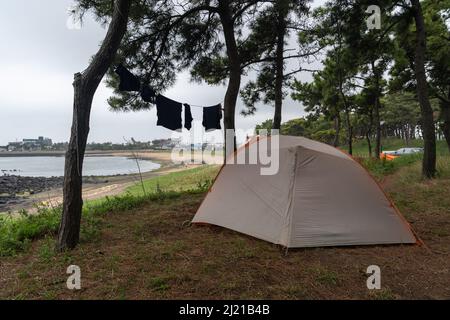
[0,0,325,146]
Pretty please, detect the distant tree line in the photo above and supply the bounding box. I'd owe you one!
[51,140,172,151]
[256,90,444,150]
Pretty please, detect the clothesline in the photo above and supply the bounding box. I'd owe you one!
[188,102,225,110]
[115,64,224,109]
[115,64,223,132]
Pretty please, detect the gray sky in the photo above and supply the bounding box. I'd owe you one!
[0,0,325,146]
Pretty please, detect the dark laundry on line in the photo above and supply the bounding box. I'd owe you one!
[183,104,194,130]
[156,95,182,131]
[115,64,141,92]
[115,64,223,132]
[203,104,222,131]
[141,85,156,103]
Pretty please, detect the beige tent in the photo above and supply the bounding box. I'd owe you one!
[193,135,417,248]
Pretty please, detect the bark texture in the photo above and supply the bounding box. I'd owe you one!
[219,0,241,157]
[273,0,289,130]
[57,0,132,251]
[333,114,340,147]
[411,0,436,178]
[441,100,450,151]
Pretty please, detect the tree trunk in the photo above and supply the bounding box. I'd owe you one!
[404,124,410,146]
[411,0,436,178]
[441,99,450,151]
[374,97,381,156]
[219,0,241,157]
[57,0,132,251]
[370,61,382,157]
[374,92,381,156]
[273,0,288,131]
[338,84,352,154]
[366,131,372,158]
[367,109,374,157]
[333,113,341,147]
[345,109,353,155]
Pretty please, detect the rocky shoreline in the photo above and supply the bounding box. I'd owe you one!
[0,175,109,212]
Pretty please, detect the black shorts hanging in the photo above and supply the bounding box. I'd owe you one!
[184,104,193,130]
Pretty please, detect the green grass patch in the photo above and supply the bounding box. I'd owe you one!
[351,139,449,180]
[370,288,396,300]
[312,267,340,286]
[126,165,220,196]
[350,138,449,157]
[147,276,171,292]
[0,187,210,257]
[0,165,219,257]
[0,208,60,256]
[386,156,450,219]
[38,237,57,263]
[359,153,423,181]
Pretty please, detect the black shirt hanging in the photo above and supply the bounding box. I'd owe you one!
[203,104,222,131]
[156,95,182,131]
[115,64,141,92]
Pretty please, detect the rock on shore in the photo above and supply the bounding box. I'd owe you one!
[0,175,108,212]
[0,175,64,211]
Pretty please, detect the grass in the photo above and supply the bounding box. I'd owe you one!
[370,288,396,300]
[349,139,449,180]
[0,140,449,299]
[147,276,171,292]
[1,172,448,299]
[384,156,450,224]
[0,175,216,257]
[0,208,60,256]
[358,154,422,181]
[350,138,449,158]
[0,166,219,257]
[126,165,220,196]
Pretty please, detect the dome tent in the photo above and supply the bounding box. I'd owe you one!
[192,135,417,248]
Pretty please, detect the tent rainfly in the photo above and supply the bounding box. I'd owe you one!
[192,135,417,248]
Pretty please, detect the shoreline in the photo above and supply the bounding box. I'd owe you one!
[0,149,174,162]
[0,162,202,215]
[0,150,186,214]
[0,149,223,214]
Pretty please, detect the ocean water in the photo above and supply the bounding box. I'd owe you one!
[0,156,161,177]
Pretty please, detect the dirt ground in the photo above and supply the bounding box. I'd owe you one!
[0,164,449,299]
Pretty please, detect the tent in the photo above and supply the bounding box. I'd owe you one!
[192,135,417,248]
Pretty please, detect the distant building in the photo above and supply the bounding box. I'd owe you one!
[7,136,53,151]
[0,146,7,152]
[7,142,23,151]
